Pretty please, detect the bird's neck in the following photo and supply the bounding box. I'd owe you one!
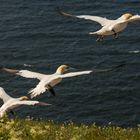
[56,68,65,75]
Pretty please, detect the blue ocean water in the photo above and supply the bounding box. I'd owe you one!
[0,0,140,126]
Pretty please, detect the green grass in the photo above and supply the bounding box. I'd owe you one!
[0,117,140,140]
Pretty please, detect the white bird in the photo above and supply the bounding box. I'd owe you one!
[0,64,124,98]
[0,87,50,117]
[58,8,140,41]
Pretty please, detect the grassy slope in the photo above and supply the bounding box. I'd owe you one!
[0,117,140,140]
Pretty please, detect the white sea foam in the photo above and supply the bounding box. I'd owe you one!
[23,64,33,67]
[129,50,140,54]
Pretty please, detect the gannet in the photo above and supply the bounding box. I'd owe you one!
[58,8,140,41]
[0,64,124,98]
[0,87,50,117]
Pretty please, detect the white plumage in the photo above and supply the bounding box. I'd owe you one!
[1,64,124,98]
[0,87,50,117]
[58,9,140,41]
[1,65,92,98]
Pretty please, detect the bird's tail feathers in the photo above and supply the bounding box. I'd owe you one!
[28,86,46,98]
[89,32,97,35]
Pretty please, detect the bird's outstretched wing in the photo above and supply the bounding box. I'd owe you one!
[0,67,45,80]
[60,71,92,78]
[13,101,51,106]
[57,7,111,26]
[76,16,111,26]
[60,64,125,78]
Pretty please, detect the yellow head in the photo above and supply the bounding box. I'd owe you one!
[56,65,69,74]
[121,13,133,20]
[19,96,29,101]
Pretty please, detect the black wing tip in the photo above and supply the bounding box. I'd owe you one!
[56,6,64,16]
[93,63,126,73]
[0,67,19,74]
[114,63,126,68]
[109,63,126,72]
[56,7,74,18]
[48,85,56,96]
[50,88,56,96]
[36,102,51,106]
[56,6,61,13]
[0,65,5,70]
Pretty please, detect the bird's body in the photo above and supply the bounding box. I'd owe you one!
[92,21,128,36]
[89,16,129,36]
[29,73,62,97]
[0,87,50,117]
[58,8,140,41]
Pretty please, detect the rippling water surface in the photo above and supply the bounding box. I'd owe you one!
[0,0,140,126]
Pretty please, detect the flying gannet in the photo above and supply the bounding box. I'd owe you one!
[58,8,140,41]
[0,87,51,117]
[0,64,124,98]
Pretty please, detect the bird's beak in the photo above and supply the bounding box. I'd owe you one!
[67,67,76,72]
